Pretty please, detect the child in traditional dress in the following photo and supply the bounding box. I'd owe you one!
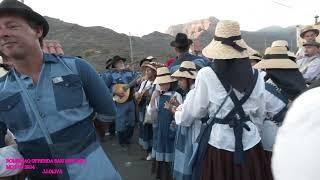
[147,67,182,180]
[164,61,201,180]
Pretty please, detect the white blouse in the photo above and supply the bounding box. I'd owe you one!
[175,89,202,143]
[138,80,154,93]
[174,67,266,151]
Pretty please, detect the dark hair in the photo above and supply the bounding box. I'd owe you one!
[175,45,190,53]
[111,60,124,68]
[26,20,44,47]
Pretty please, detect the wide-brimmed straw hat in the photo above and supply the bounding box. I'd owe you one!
[253,46,298,69]
[153,67,176,84]
[300,25,319,38]
[249,51,262,61]
[171,61,197,79]
[141,62,165,71]
[0,0,49,38]
[139,56,156,67]
[202,20,253,59]
[271,40,289,49]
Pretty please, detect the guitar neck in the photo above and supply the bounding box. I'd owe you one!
[125,75,141,90]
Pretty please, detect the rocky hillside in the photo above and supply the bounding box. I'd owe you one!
[45,17,175,72]
[45,16,297,72]
[166,17,297,53]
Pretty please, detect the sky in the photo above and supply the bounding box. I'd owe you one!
[21,0,320,37]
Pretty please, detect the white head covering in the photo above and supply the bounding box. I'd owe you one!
[272,87,320,180]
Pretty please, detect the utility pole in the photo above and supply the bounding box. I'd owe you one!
[315,15,319,24]
[128,33,133,63]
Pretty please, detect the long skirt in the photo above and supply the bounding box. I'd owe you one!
[138,108,153,151]
[151,160,173,180]
[264,150,274,180]
[173,125,195,180]
[201,143,270,180]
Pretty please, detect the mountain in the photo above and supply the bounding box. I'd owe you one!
[45,17,175,72]
[45,16,298,72]
[166,17,297,53]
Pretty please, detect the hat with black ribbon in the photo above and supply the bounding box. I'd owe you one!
[202,20,255,60]
[253,46,298,69]
[171,61,197,79]
[153,67,176,84]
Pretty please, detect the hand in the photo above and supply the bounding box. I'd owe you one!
[169,96,180,106]
[164,101,172,110]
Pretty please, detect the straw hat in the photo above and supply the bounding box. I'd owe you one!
[153,67,176,84]
[139,56,156,67]
[271,40,289,48]
[141,62,165,71]
[253,46,298,69]
[171,61,197,79]
[300,25,319,38]
[287,51,296,61]
[202,20,252,59]
[249,50,262,61]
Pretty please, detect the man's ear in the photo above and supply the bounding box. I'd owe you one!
[34,26,44,39]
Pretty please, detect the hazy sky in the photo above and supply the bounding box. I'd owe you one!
[23,0,319,36]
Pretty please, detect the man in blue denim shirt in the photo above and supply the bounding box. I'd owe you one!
[100,56,139,146]
[0,0,121,179]
[169,33,209,73]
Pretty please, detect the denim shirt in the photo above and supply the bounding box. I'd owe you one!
[0,53,116,142]
[169,52,210,73]
[100,69,140,89]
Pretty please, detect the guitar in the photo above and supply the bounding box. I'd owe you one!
[112,75,142,103]
[135,85,152,105]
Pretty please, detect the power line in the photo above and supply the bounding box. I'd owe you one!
[272,1,292,8]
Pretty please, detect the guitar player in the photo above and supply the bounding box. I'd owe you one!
[135,62,164,160]
[100,55,140,146]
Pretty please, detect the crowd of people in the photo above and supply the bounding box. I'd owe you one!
[1,0,320,180]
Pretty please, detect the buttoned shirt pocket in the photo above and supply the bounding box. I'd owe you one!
[52,74,83,111]
[0,93,32,132]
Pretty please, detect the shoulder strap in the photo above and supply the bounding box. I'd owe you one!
[210,63,258,118]
[265,83,289,104]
